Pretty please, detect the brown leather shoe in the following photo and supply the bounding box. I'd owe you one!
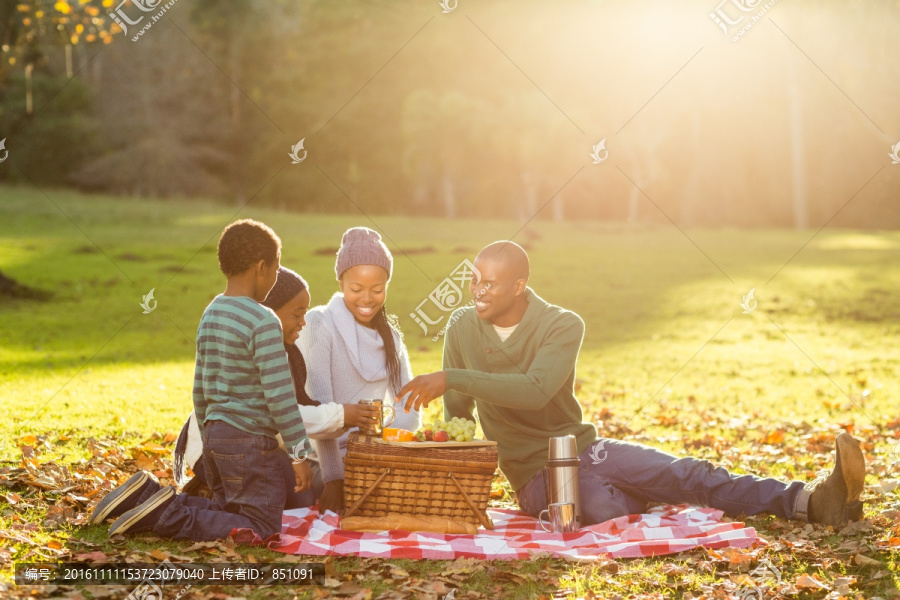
[807,432,865,526]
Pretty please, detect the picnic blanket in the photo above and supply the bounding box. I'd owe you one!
[236,505,759,561]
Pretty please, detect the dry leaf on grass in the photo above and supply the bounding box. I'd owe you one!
[795,573,831,590]
[853,553,881,566]
[73,551,109,562]
[833,576,856,595]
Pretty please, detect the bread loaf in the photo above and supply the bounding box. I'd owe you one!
[341,513,478,534]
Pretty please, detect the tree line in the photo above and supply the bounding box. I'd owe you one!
[1,0,897,228]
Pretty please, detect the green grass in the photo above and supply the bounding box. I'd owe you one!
[2,185,900,598]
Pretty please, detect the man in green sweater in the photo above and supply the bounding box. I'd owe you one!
[400,241,865,527]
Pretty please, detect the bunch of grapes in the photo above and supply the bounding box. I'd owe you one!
[432,417,477,442]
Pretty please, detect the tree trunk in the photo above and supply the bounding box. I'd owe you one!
[25,63,34,115]
[228,28,246,207]
[553,189,564,222]
[789,82,807,229]
[65,43,73,78]
[0,2,17,52]
[680,111,701,227]
[520,171,538,221]
[627,176,640,223]
[90,44,103,88]
[442,171,456,218]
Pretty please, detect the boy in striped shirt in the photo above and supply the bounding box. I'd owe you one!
[90,219,312,540]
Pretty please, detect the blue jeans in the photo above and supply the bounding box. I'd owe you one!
[154,421,287,541]
[517,437,806,526]
[192,446,323,510]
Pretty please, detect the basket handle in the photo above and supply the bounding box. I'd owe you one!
[342,468,391,519]
[448,472,494,530]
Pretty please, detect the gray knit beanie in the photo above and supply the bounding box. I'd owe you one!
[262,267,308,311]
[335,227,393,280]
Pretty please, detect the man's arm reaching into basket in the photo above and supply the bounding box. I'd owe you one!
[400,312,583,414]
[440,320,476,423]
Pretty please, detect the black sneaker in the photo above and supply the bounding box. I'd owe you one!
[108,487,175,536]
[89,472,160,525]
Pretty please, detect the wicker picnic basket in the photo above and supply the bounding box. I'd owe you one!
[343,432,499,529]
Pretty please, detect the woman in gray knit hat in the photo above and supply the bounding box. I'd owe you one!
[297,226,422,514]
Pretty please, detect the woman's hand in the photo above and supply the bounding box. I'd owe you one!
[342,403,381,430]
[319,479,344,513]
[292,461,313,493]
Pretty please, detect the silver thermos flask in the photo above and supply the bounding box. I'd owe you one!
[545,435,582,527]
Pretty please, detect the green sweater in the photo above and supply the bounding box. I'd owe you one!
[192,295,310,456]
[442,288,597,492]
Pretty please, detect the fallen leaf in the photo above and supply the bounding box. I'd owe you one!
[387,564,410,579]
[661,563,689,576]
[73,551,109,562]
[872,480,900,495]
[853,553,880,566]
[762,429,786,444]
[795,573,830,590]
[336,581,366,595]
[183,541,219,552]
[165,553,194,562]
[722,547,753,571]
[149,549,170,561]
[833,576,856,595]
[27,475,61,490]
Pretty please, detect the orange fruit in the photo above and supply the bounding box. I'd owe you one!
[382,428,417,442]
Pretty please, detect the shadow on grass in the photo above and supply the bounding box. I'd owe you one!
[0,271,52,301]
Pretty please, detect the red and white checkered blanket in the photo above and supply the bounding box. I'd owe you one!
[239,505,758,560]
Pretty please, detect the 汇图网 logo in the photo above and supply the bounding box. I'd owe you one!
[740,288,757,314]
[140,289,158,314]
[289,139,307,164]
[411,259,482,340]
[590,139,608,164]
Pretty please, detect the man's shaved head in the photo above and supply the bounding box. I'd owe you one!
[469,241,531,326]
[475,241,530,282]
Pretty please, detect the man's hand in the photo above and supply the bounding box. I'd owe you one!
[342,403,381,430]
[399,371,447,413]
[319,479,344,514]
[292,461,313,493]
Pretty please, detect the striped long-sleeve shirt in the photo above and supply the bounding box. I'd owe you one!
[192,295,310,456]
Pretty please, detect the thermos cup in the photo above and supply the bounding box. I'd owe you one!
[538,502,578,533]
[357,399,395,436]
[544,435,582,528]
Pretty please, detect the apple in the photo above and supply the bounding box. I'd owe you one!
[433,431,449,442]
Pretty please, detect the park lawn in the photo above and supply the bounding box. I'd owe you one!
[1,185,899,598]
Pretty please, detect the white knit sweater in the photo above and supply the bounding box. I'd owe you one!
[297,293,421,482]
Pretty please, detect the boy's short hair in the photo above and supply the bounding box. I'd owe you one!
[217,219,282,276]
